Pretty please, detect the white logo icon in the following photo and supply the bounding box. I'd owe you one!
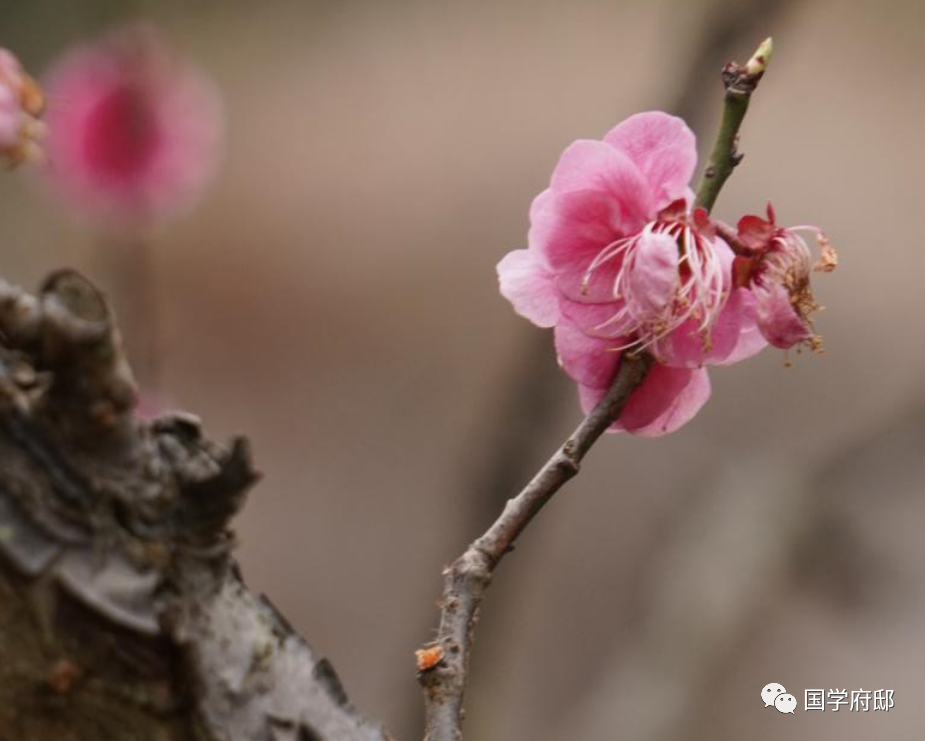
[775,693,797,714]
[762,682,786,708]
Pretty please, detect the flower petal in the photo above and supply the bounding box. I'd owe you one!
[554,319,620,389]
[624,231,678,322]
[626,366,711,437]
[737,214,774,252]
[755,284,812,348]
[559,296,634,339]
[42,25,222,225]
[714,288,767,365]
[603,112,697,211]
[0,87,20,146]
[578,363,711,436]
[550,139,651,227]
[497,249,560,328]
[648,235,739,368]
[652,319,714,368]
[525,189,556,270]
[554,247,623,305]
[530,187,623,276]
[654,305,751,368]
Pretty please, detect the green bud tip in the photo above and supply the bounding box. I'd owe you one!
[745,37,773,76]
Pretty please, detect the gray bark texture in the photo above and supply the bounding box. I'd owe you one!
[0,270,389,741]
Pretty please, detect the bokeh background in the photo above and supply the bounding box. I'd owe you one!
[1,0,924,739]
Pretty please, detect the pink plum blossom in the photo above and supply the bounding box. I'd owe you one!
[497,111,761,436]
[0,47,45,166]
[41,25,222,227]
[723,204,837,352]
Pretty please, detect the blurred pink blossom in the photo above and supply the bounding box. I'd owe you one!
[497,112,762,436]
[0,47,45,166]
[41,25,222,227]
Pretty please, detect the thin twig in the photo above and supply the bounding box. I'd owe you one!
[418,352,652,741]
[694,37,773,213]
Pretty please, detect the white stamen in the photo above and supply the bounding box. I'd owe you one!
[583,217,730,354]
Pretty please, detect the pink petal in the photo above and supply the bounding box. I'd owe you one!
[626,366,711,437]
[525,189,556,270]
[559,296,633,339]
[530,187,623,275]
[603,112,697,212]
[554,248,622,305]
[0,49,23,78]
[578,363,711,436]
[554,319,620,389]
[0,88,20,146]
[550,139,652,229]
[649,236,739,368]
[41,25,223,226]
[755,284,811,349]
[737,214,774,252]
[496,249,560,328]
[714,288,767,365]
[654,305,748,368]
[624,231,678,322]
[652,319,718,368]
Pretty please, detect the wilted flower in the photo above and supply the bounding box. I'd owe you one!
[0,47,46,167]
[724,204,837,352]
[497,112,757,436]
[41,25,222,226]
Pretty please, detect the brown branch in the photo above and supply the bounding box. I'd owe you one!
[418,352,653,741]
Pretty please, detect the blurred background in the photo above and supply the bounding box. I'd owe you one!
[1,0,924,739]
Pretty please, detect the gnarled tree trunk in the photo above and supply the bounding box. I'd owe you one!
[0,270,388,741]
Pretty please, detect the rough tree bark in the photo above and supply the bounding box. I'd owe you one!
[0,270,389,741]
